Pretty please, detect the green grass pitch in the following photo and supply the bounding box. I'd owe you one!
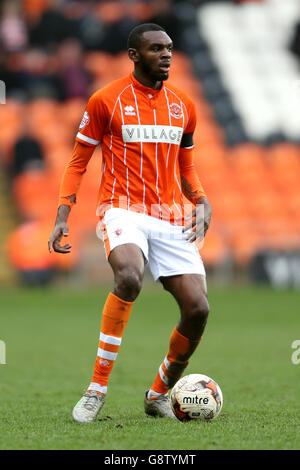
[0,284,299,450]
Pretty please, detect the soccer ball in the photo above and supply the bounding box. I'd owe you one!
[170,373,223,422]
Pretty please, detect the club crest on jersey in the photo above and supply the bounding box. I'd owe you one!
[124,105,136,116]
[79,111,90,130]
[169,103,183,119]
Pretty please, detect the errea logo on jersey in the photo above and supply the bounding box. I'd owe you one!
[122,125,183,145]
[124,105,136,116]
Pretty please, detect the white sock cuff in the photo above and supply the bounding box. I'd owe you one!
[88,382,107,394]
[148,389,168,398]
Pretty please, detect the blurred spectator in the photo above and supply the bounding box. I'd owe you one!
[28,3,76,48]
[80,1,137,53]
[20,47,63,100]
[12,118,45,176]
[22,0,52,22]
[0,49,25,100]
[56,38,92,100]
[0,47,62,101]
[146,0,182,50]
[0,0,28,52]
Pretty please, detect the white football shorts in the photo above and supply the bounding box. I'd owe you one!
[98,208,205,282]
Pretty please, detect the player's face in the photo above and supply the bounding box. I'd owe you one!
[137,31,173,82]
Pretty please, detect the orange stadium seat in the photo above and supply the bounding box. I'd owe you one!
[22,0,51,19]
[6,220,56,271]
[36,121,74,153]
[168,74,201,101]
[195,100,214,121]
[194,143,231,195]
[62,98,85,129]
[267,143,300,194]
[113,52,133,77]
[267,142,300,163]
[13,169,59,221]
[286,192,300,221]
[6,219,79,272]
[194,119,224,146]
[124,1,154,21]
[0,126,22,162]
[169,52,193,73]
[26,99,61,138]
[84,52,118,80]
[195,143,228,171]
[45,145,73,175]
[230,228,266,266]
[228,144,275,198]
[247,190,287,224]
[200,224,229,266]
[210,189,250,231]
[95,1,126,23]
[0,100,24,160]
[228,144,267,178]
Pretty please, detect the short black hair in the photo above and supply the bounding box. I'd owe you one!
[127,23,167,50]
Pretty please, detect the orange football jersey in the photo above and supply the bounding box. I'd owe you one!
[75,73,198,223]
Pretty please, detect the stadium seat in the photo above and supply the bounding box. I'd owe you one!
[95,1,125,23]
[197,0,300,142]
[6,219,79,273]
[210,189,250,228]
[6,220,56,271]
[0,100,23,160]
[84,52,118,80]
[267,143,300,169]
[61,98,85,129]
[230,228,265,266]
[267,143,300,191]
[45,145,73,175]
[194,120,224,146]
[23,0,50,19]
[124,1,154,22]
[228,144,269,190]
[247,190,287,224]
[113,52,132,77]
[200,224,229,267]
[36,121,74,153]
[13,169,59,221]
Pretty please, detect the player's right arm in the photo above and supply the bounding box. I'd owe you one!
[48,141,94,253]
[48,91,108,254]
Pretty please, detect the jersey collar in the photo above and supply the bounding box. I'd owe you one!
[130,73,164,96]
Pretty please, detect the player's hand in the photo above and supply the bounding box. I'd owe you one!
[183,197,212,243]
[48,222,72,254]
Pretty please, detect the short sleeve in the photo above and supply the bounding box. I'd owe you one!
[76,93,108,147]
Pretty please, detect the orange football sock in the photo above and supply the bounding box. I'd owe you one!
[88,292,134,394]
[150,327,201,395]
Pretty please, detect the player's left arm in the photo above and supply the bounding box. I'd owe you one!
[179,132,212,243]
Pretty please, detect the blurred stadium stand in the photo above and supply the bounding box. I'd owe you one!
[0,0,300,287]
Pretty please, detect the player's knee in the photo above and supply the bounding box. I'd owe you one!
[114,266,143,301]
[185,296,210,327]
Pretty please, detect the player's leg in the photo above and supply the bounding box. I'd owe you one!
[162,273,209,341]
[145,274,209,417]
[109,243,145,302]
[88,243,145,388]
[73,243,145,423]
